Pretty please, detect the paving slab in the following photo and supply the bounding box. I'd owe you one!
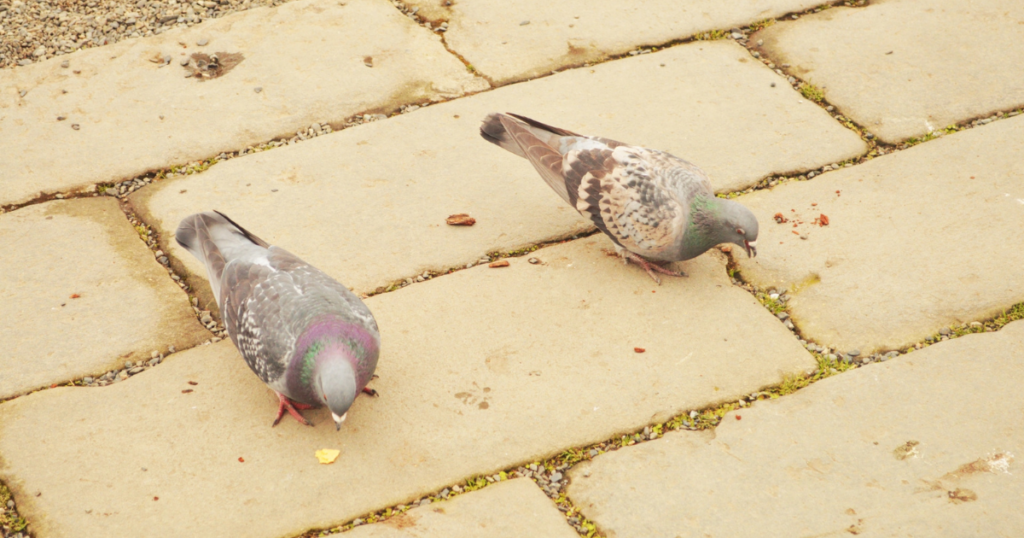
[0,0,488,207]
[403,0,824,85]
[0,198,208,400]
[0,235,814,538]
[732,115,1024,354]
[132,40,865,310]
[754,0,1024,143]
[333,479,578,538]
[567,320,1024,538]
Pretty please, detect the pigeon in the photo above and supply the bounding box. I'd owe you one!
[480,113,759,283]
[175,211,379,430]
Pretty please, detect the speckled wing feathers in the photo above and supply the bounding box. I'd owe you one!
[222,246,377,390]
[568,147,694,257]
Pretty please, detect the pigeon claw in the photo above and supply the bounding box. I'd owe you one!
[621,251,687,284]
[361,386,379,398]
[272,392,314,427]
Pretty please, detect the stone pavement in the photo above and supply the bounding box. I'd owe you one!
[1,1,1022,537]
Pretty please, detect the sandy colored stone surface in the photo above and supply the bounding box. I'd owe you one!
[0,236,813,538]
[733,115,1024,354]
[0,0,488,207]
[133,40,864,310]
[0,198,208,400]
[403,0,823,85]
[568,321,1024,538]
[334,479,577,538]
[754,0,1024,143]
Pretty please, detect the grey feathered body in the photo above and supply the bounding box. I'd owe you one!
[175,212,379,406]
[481,113,754,263]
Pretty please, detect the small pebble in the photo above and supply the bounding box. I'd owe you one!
[180,58,190,66]
[57,116,66,121]
[61,60,70,68]
[72,124,80,130]
[197,38,209,46]
[520,20,530,25]
[254,87,263,93]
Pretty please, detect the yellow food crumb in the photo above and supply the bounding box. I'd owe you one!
[315,448,341,464]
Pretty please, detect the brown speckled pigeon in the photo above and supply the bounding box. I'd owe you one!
[481,113,759,283]
[176,211,379,430]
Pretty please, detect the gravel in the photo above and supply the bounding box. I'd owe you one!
[0,0,296,69]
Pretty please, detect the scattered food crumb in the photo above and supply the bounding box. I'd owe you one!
[238,457,245,463]
[154,496,159,501]
[188,381,198,386]
[735,415,742,420]
[634,347,646,353]
[773,213,788,224]
[819,214,830,226]
[446,213,476,226]
[316,448,341,464]
[181,389,193,393]
[488,260,510,268]
[70,293,81,299]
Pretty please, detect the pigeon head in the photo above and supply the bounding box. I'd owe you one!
[314,357,358,431]
[719,200,759,258]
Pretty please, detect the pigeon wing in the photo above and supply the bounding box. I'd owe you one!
[567,146,696,258]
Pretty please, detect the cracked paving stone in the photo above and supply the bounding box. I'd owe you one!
[134,40,863,309]
[754,0,1024,143]
[402,0,825,85]
[0,236,813,538]
[568,320,1024,537]
[732,114,1024,354]
[0,0,487,207]
[332,479,577,538]
[0,198,208,399]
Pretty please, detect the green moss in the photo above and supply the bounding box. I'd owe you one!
[799,83,825,102]
[749,18,775,31]
[695,29,727,41]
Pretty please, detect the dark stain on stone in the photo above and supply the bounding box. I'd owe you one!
[947,488,977,504]
[893,440,919,460]
[183,52,244,81]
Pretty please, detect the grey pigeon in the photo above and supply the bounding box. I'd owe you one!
[480,113,759,283]
[176,211,379,429]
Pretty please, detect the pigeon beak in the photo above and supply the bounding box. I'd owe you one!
[332,412,347,431]
[744,240,757,258]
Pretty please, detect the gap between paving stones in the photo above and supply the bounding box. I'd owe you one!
[389,0,496,87]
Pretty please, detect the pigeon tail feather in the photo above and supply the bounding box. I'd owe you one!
[175,211,268,302]
[480,112,527,158]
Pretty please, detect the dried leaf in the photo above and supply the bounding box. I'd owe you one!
[488,260,510,268]
[446,213,476,226]
[315,448,341,464]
